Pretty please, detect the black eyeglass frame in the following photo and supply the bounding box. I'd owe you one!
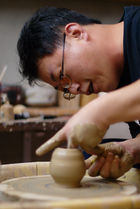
[59,33,76,100]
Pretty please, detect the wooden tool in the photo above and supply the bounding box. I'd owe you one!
[0,65,7,82]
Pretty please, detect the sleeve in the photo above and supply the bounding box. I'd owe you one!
[127,121,140,138]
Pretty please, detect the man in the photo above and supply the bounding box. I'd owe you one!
[17,6,140,179]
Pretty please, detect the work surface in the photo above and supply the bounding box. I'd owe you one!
[0,162,140,209]
[0,175,137,201]
[0,116,67,132]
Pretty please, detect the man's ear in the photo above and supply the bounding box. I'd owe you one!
[64,23,88,40]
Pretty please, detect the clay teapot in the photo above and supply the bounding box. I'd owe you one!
[50,148,86,188]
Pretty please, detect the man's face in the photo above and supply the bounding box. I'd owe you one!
[38,29,121,95]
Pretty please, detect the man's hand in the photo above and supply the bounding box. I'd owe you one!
[36,121,107,156]
[85,141,135,179]
[36,97,108,156]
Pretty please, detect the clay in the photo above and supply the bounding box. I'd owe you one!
[68,123,106,154]
[50,148,86,188]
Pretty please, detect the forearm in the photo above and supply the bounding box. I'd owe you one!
[86,79,140,129]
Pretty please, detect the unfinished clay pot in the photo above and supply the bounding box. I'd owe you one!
[50,148,86,188]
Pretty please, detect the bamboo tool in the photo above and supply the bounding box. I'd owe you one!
[0,65,8,82]
[0,65,7,106]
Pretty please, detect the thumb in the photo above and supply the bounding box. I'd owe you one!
[92,142,124,157]
[36,129,66,156]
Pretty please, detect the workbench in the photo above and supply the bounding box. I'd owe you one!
[0,107,79,164]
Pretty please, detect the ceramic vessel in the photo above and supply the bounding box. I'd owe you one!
[50,148,86,188]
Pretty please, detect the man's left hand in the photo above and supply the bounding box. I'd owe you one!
[85,141,134,179]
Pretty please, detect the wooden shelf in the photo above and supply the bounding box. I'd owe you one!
[26,107,79,117]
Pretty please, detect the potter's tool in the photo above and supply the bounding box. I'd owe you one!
[0,65,8,82]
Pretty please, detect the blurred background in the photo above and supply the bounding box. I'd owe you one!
[0,0,139,164]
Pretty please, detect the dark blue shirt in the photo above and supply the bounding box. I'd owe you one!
[119,6,140,168]
[118,6,140,139]
[119,6,140,88]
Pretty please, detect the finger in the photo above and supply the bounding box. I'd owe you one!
[120,152,134,173]
[92,145,105,155]
[36,129,66,156]
[110,155,121,179]
[88,156,105,177]
[100,152,114,178]
[85,155,97,169]
[93,142,124,157]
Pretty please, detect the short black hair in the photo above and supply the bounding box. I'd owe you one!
[17,7,101,85]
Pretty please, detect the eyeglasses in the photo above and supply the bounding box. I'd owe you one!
[59,33,76,100]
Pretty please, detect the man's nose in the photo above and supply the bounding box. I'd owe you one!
[69,83,80,95]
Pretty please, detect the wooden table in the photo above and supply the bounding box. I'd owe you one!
[0,107,79,164]
[0,116,69,164]
[0,116,67,133]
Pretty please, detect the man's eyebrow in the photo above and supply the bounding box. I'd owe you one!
[50,72,56,82]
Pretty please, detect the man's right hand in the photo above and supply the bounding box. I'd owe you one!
[36,97,108,156]
[36,122,107,156]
